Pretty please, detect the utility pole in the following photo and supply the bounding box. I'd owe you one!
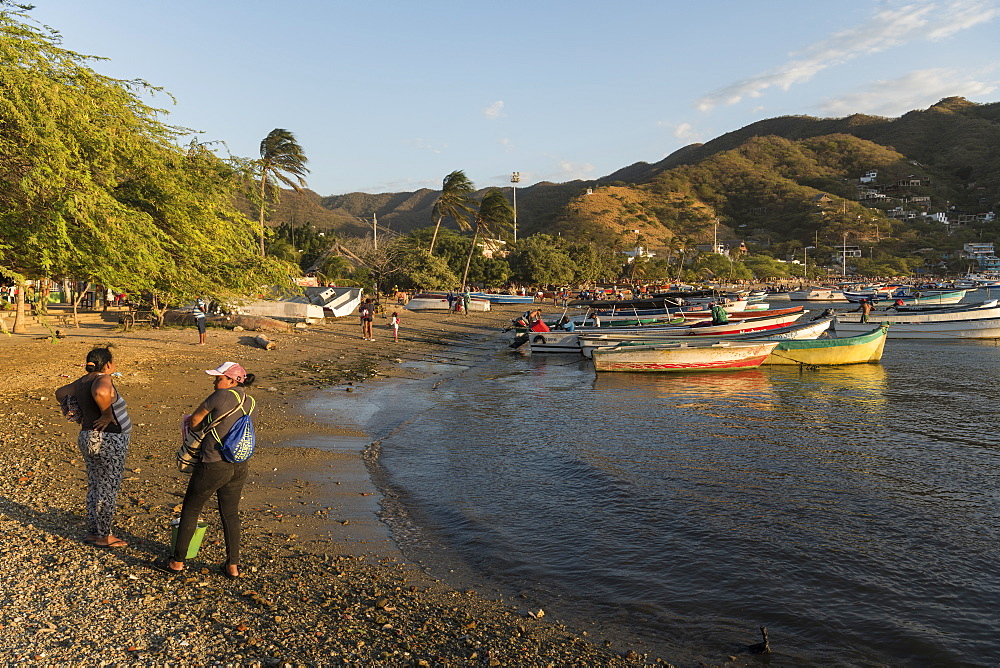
[373,213,378,251]
[511,172,520,243]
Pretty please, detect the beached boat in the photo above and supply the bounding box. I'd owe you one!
[592,340,780,373]
[404,293,491,311]
[762,324,888,365]
[304,286,364,318]
[788,287,847,301]
[470,292,535,304]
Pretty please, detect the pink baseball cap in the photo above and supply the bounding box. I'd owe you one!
[205,361,247,383]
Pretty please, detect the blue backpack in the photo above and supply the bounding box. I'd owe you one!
[213,390,257,463]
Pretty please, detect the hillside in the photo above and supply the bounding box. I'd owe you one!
[260,98,1000,259]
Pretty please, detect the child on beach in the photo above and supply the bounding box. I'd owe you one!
[390,311,400,342]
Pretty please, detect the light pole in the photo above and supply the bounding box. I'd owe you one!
[804,246,815,281]
[511,171,520,243]
[842,232,848,277]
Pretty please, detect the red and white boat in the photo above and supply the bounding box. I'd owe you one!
[592,340,780,373]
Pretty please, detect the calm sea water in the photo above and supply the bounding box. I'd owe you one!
[320,302,1000,665]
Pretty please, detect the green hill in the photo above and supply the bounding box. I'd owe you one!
[261,98,1000,261]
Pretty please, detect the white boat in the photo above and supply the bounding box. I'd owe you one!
[788,287,847,301]
[834,301,1000,338]
[235,299,326,324]
[304,286,363,318]
[592,340,780,373]
[404,293,491,311]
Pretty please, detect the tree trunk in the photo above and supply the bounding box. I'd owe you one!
[428,214,443,255]
[460,227,480,292]
[259,173,268,257]
[11,280,26,334]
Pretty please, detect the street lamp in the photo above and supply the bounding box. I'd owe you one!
[511,172,520,242]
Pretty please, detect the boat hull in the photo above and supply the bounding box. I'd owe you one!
[834,317,1000,339]
[762,325,888,365]
[592,341,779,373]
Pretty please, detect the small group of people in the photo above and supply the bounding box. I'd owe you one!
[56,348,256,579]
[446,289,472,315]
[358,298,400,342]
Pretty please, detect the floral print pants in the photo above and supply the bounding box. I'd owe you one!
[77,430,130,537]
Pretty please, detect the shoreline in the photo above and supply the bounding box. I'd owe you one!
[0,304,662,665]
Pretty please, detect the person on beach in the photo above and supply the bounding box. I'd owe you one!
[462,289,471,316]
[193,298,207,345]
[164,362,256,578]
[390,311,400,342]
[55,347,132,548]
[359,298,374,340]
[447,290,456,313]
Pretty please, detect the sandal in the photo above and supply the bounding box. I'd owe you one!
[150,558,184,575]
[94,538,129,549]
[220,564,241,580]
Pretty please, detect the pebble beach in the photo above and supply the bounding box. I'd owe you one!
[0,304,662,666]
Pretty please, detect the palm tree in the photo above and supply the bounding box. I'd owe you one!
[675,236,695,283]
[460,189,514,291]
[429,170,476,255]
[257,128,309,257]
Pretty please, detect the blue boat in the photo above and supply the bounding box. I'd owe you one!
[471,292,535,304]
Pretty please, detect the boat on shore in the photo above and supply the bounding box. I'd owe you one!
[470,292,535,304]
[762,324,888,365]
[592,340,780,373]
[405,292,492,311]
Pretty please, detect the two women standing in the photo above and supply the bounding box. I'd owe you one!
[57,349,256,580]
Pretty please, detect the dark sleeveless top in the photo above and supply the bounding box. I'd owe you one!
[77,376,131,433]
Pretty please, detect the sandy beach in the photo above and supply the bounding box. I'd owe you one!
[0,303,662,666]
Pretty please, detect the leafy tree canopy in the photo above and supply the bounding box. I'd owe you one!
[0,4,292,306]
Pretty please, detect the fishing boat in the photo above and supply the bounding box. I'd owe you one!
[528,311,810,354]
[577,316,833,358]
[592,340,780,373]
[404,292,492,311]
[788,287,847,301]
[834,301,1000,338]
[470,292,535,304]
[761,324,888,365]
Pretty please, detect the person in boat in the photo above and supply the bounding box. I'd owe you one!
[529,314,550,333]
[891,297,905,310]
[855,298,873,323]
[556,316,575,332]
[710,302,729,325]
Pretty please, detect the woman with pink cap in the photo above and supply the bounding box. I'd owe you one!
[161,361,256,578]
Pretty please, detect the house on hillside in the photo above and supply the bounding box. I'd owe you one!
[623,246,656,263]
[961,243,1000,271]
[859,170,878,184]
[811,193,834,205]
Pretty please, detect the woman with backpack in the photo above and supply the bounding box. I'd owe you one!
[163,361,256,579]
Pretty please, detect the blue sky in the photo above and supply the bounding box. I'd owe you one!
[25,0,1000,196]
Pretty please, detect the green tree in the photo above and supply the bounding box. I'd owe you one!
[257,128,309,257]
[429,170,476,255]
[508,235,577,285]
[460,189,514,290]
[0,6,292,331]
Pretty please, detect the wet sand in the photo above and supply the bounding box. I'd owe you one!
[0,303,663,665]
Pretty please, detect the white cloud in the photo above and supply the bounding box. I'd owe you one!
[498,137,513,151]
[483,100,506,120]
[673,122,698,141]
[696,0,1000,111]
[819,67,998,116]
[404,138,446,154]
